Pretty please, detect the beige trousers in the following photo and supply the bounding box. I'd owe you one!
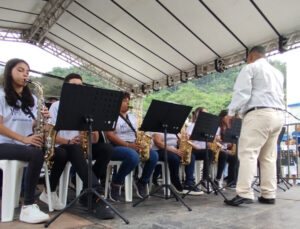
[236,108,284,199]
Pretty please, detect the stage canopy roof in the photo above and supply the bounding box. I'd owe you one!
[0,0,300,94]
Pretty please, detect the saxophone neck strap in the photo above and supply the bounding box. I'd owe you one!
[119,114,137,137]
[24,106,35,120]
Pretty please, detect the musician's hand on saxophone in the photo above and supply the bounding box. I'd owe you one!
[70,135,81,145]
[23,134,43,147]
[174,148,184,157]
[128,142,141,151]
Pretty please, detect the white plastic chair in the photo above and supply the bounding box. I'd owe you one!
[0,160,52,222]
[58,162,72,206]
[149,161,171,196]
[104,161,133,202]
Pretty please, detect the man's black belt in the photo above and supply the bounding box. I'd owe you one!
[245,106,283,115]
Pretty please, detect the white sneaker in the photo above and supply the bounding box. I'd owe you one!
[39,191,65,210]
[20,204,50,223]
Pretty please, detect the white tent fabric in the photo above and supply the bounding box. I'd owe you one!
[0,0,300,93]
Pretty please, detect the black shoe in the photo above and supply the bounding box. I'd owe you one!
[224,195,253,206]
[226,183,236,189]
[135,181,147,199]
[182,185,204,195]
[258,196,275,204]
[109,183,121,202]
[94,201,115,220]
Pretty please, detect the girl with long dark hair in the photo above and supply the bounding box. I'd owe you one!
[0,58,49,223]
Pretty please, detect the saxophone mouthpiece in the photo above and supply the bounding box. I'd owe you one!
[24,79,32,83]
[129,106,133,109]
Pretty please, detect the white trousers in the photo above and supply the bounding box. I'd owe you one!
[236,108,284,199]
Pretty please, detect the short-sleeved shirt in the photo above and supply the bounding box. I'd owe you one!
[49,101,79,143]
[186,123,206,149]
[152,133,178,151]
[114,113,137,143]
[0,88,37,145]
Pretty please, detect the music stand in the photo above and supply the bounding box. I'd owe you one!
[184,111,226,198]
[222,118,242,190]
[45,83,129,227]
[132,100,192,211]
[276,127,292,190]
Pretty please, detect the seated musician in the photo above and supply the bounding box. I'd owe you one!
[39,73,114,219]
[186,107,213,190]
[0,58,49,223]
[106,92,158,201]
[152,130,203,195]
[213,110,238,189]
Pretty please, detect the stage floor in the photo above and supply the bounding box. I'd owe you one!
[1,183,300,229]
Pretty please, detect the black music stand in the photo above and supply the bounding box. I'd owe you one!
[222,118,242,189]
[184,111,226,198]
[45,83,129,227]
[277,127,292,190]
[132,100,192,211]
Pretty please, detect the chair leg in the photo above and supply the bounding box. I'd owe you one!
[76,174,83,197]
[1,161,15,222]
[125,170,133,202]
[44,164,54,212]
[58,162,71,206]
[14,163,24,208]
[104,165,111,199]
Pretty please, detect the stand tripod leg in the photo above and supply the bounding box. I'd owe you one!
[45,189,87,227]
[45,189,129,227]
[93,190,129,224]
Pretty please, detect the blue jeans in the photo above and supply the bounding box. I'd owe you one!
[111,146,158,185]
[154,150,195,187]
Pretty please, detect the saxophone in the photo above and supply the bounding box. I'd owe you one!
[80,131,89,158]
[135,108,151,162]
[178,125,193,165]
[26,79,56,168]
[208,139,223,164]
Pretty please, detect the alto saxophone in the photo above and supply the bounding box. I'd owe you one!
[26,79,56,168]
[80,131,89,158]
[208,139,223,164]
[135,108,151,162]
[178,125,193,165]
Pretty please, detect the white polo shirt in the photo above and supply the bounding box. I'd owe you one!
[0,88,37,145]
[114,113,137,143]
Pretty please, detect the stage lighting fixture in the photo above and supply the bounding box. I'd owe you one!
[215,58,226,73]
[180,71,188,82]
[167,75,175,87]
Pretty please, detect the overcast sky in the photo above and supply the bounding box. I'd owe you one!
[0,40,299,105]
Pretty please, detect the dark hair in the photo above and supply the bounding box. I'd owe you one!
[64,73,82,83]
[123,91,130,100]
[218,109,228,119]
[249,46,266,56]
[192,107,205,122]
[3,58,34,113]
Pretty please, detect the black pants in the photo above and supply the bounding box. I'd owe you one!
[0,143,44,205]
[49,144,99,192]
[92,142,114,184]
[216,151,238,184]
[192,149,213,179]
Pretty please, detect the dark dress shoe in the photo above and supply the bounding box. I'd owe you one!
[258,196,275,204]
[224,195,253,206]
[94,201,115,220]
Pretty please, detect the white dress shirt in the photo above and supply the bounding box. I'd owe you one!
[228,58,284,116]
